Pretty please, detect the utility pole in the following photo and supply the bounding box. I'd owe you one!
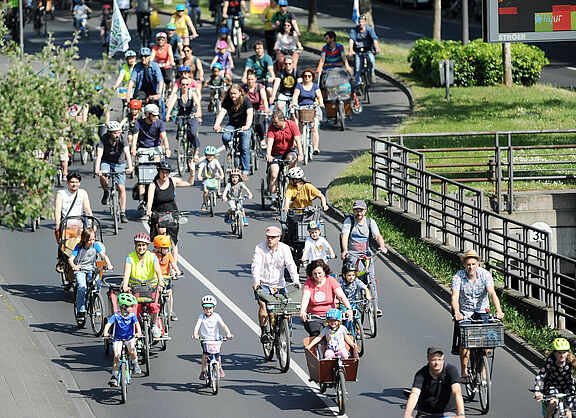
[433,0,441,41]
[18,0,24,58]
[503,43,513,86]
[461,0,469,45]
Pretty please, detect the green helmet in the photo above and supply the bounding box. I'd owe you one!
[552,337,570,351]
[118,293,137,307]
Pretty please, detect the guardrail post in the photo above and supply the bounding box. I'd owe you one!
[402,148,408,212]
[478,191,485,257]
[387,141,393,206]
[495,133,502,213]
[419,153,426,219]
[507,133,514,213]
[372,136,378,201]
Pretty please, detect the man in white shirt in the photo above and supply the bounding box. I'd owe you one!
[251,225,300,341]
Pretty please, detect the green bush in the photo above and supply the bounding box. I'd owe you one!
[408,38,549,87]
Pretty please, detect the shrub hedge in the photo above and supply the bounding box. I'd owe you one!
[408,38,549,87]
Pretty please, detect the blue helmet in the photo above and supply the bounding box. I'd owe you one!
[178,65,191,72]
[212,62,223,70]
[308,220,321,231]
[326,308,341,321]
[219,27,229,35]
[176,4,186,11]
[204,145,217,155]
[139,47,152,56]
[125,49,136,58]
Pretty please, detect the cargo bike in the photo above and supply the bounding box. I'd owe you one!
[280,206,325,269]
[321,68,361,132]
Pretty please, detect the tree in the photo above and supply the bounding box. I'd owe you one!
[433,0,441,41]
[308,0,319,32]
[0,33,108,229]
[359,0,374,27]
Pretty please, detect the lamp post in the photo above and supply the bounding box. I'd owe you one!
[18,0,24,58]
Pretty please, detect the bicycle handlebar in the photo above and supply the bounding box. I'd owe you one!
[220,127,244,133]
[196,336,234,342]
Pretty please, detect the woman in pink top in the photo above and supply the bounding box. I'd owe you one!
[299,259,353,336]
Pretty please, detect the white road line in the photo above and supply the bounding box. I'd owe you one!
[376,25,392,31]
[566,66,576,71]
[406,31,425,37]
[141,219,345,417]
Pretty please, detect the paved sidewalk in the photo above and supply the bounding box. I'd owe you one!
[0,289,81,417]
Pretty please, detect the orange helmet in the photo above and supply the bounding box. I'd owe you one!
[129,99,142,110]
[153,235,171,248]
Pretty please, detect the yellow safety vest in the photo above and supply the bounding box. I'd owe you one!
[128,250,158,287]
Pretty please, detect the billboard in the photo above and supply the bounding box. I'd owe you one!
[484,0,576,42]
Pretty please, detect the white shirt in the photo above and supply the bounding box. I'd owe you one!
[197,312,224,339]
[58,188,86,219]
[198,159,223,179]
[303,236,332,261]
[251,241,298,287]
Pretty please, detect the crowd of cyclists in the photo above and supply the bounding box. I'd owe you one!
[39,1,576,415]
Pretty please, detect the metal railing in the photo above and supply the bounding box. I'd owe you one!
[370,136,576,329]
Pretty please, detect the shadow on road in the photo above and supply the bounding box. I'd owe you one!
[360,387,407,406]
[7,284,71,303]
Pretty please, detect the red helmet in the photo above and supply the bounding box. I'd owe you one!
[134,233,151,244]
[129,99,142,110]
[102,4,112,9]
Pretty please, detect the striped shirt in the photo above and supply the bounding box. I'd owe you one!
[321,43,345,70]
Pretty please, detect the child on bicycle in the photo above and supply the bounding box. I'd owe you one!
[210,41,234,82]
[197,145,224,211]
[339,261,371,303]
[301,220,335,263]
[534,337,576,418]
[193,295,233,380]
[305,308,355,359]
[153,235,182,322]
[222,168,253,226]
[68,228,113,323]
[103,293,142,387]
[204,63,230,113]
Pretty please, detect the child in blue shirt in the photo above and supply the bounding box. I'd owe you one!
[103,293,142,387]
[339,262,372,303]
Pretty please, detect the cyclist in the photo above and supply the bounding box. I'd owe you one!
[166,23,183,66]
[135,0,153,43]
[265,110,302,206]
[338,261,371,303]
[103,292,142,387]
[348,14,381,89]
[282,167,328,213]
[112,50,137,91]
[273,19,302,71]
[205,63,229,113]
[68,228,113,323]
[317,30,353,84]
[450,248,504,383]
[214,83,253,181]
[197,145,224,211]
[152,235,182,321]
[534,338,576,418]
[186,0,201,27]
[122,233,166,338]
[100,4,112,48]
[150,32,176,93]
[180,45,204,86]
[120,98,143,148]
[215,26,235,54]
[210,40,234,82]
[291,67,324,155]
[54,171,93,247]
[340,200,388,318]
[302,220,335,264]
[169,4,199,46]
[94,121,134,224]
[175,64,202,99]
[243,69,270,147]
[165,74,202,162]
[270,55,298,116]
[126,47,164,104]
[223,168,253,226]
[72,0,91,36]
[222,0,248,34]
[242,41,275,99]
[261,0,279,56]
[251,225,300,343]
[272,0,300,36]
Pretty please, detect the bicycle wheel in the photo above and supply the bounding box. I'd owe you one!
[366,297,377,338]
[211,361,219,395]
[160,297,170,351]
[89,292,105,336]
[30,216,38,232]
[276,317,291,373]
[250,149,255,175]
[336,369,347,415]
[338,101,346,131]
[41,11,47,36]
[237,213,243,239]
[142,321,151,376]
[177,133,187,176]
[80,145,88,165]
[209,193,215,217]
[354,318,365,357]
[464,350,476,401]
[363,70,371,104]
[111,191,119,235]
[262,322,274,361]
[302,128,309,165]
[260,178,266,210]
[307,136,314,162]
[234,28,242,58]
[478,354,491,414]
[120,360,128,403]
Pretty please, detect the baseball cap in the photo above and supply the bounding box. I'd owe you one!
[353,200,367,210]
[427,346,444,356]
[265,226,282,237]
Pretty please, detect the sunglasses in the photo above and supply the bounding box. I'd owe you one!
[303,74,312,78]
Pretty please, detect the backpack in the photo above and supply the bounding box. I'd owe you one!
[339,214,374,253]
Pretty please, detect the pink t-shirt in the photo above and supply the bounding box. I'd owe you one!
[175,78,199,89]
[304,275,340,316]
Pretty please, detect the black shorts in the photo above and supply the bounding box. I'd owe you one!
[161,68,175,84]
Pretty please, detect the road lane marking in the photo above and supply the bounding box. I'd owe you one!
[567,67,576,71]
[406,31,425,37]
[376,25,392,30]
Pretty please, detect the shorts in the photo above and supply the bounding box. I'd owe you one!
[254,284,287,301]
[227,200,242,211]
[113,338,136,354]
[57,137,69,162]
[137,146,163,162]
[277,93,292,103]
[200,340,221,354]
[100,162,126,186]
[268,150,297,168]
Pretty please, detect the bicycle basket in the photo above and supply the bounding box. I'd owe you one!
[298,109,316,123]
[459,322,504,348]
[204,340,223,354]
[205,178,219,190]
[259,288,302,314]
[132,285,155,304]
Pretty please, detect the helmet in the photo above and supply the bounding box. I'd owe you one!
[341,261,358,274]
[129,98,142,110]
[157,161,172,171]
[118,293,137,307]
[278,0,288,5]
[217,41,228,50]
[287,167,304,179]
[107,121,122,132]
[326,308,341,321]
[212,63,223,70]
[229,168,241,178]
[102,4,112,9]
[166,23,176,30]
[139,47,152,56]
[156,31,167,39]
[134,233,151,243]
[204,145,217,155]
[201,295,217,307]
[176,4,186,11]
[552,338,571,351]
[308,220,321,231]
[94,85,103,91]
[144,103,160,115]
[219,27,229,35]
[178,65,191,72]
[125,49,136,58]
[153,235,171,248]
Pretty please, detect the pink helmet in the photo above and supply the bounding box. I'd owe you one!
[217,40,228,50]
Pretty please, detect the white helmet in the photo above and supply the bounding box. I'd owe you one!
[107,121,122,132]
[201,295,217,307]
[287,167,304,179]
[144,103,160,115]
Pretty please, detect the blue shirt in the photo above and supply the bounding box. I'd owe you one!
[339,278,367,302]
[129,61,164,96]
[108,312,138,339]
[349,24,378,52]
[295,82,319,106]
[135,118,166,148]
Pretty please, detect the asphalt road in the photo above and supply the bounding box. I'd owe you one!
[0,7,542,417]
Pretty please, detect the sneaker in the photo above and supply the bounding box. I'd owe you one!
[313,149,320,156]
[101,190,109,205]
[152,324,162,339]
[371,74,376,84]
[55,262,64,273]
[260,333,271,344]
[199,370,206,380]
[219,367,225,378]
[134,363,142,374]
[108,375,118,387]
[224,215,231,224]
[138,200,146,211]
[376,308,382,318]
[120,213,128,223]
[242,174,249,182]
[201,204,207,212]
[170,312,178,321]
[243,217,248,226]
[76,311,86,320]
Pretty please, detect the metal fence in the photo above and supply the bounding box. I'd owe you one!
[370,136,576,329]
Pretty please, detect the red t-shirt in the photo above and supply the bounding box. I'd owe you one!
[267,119,300,156]
[304,275,340,316]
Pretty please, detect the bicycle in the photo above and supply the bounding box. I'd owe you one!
[221,127,245,174]
[356,51,373,104]
[139,9,152,48]
[257,284,301,373]
[100,170,126,235]
[291,104,317,165]
[158,274,180,351]
[231,15,243,58]
[339,299,366,357]
[72,262,107,336]
[131,284,161,377]
[459,316,504,414]
[251,110,270,172]
[197,336,232,395]
[260,158,292,213]
[229,195,248,239]
[175,115,199,176]
[208,84,227,114]
[203,178,219,217]
[531,389,574,418]
[35,1,47,36]
[103,337,135,403]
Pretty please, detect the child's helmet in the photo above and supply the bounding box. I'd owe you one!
[201,295,217,307]
[176,4,186,11]
[326,308,341,321]
[219,27,229,35]
[212,63,223,70]
[154,235,171,248]
[129,99,142,109]
[178,65,191,72]
[229,168,241,178]
[102,4,112,9]
[118,293,137,307]
[134,233,151,243]
[341,261,358,274]
[217,40,228,50]
[552,337,570,351]
[125,49,136,58]
[205,145,217,155]
[287,167,304,179]
[308,220,321,231]
[157,161,172,172]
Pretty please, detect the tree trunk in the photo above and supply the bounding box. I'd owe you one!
[359,0,374,27]
[308,0,319,32]
[503,43,513,86]
[433,0,441,41]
